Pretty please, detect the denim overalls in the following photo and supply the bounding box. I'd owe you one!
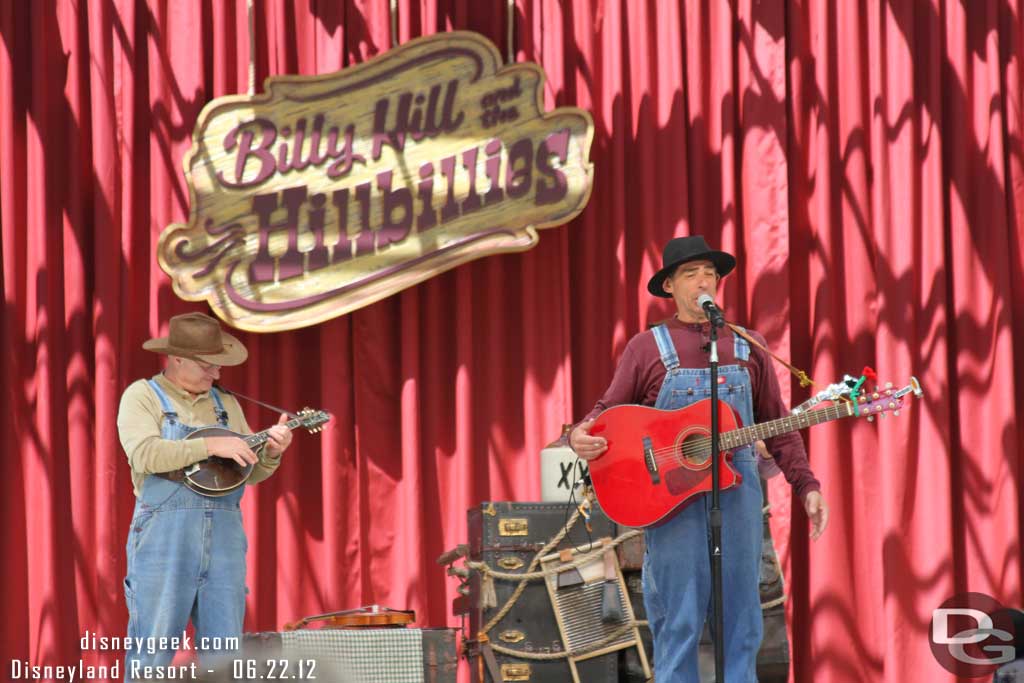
[641,325,763,682]
[123,380,246,680]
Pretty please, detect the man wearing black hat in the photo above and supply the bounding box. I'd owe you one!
[116,312,293,681]
[571,236,828,682]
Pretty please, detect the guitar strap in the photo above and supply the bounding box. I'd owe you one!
[726,323,817,390]
[214,383,298,418]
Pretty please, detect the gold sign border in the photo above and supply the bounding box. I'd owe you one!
[158,31,594,332]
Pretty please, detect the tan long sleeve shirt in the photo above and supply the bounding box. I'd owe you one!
[117,373,282,496]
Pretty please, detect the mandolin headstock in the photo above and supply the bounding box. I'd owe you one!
[295,407,329,433]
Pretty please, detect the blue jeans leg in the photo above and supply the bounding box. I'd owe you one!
[124,509,201,681]
[643,498,712,681]
[717,457,763,682]
[642,455,763,683]
[192,508,247,666]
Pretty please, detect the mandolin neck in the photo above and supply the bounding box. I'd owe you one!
[243,417,305,448]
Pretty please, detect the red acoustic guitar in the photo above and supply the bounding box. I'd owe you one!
[588,378,922,528]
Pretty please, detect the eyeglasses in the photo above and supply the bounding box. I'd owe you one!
[192,358,221,372]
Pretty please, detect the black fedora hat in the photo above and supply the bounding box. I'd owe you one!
[647,235,736,298]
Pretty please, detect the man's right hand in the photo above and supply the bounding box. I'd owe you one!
[204,436,259,467]
[570,419,608,461]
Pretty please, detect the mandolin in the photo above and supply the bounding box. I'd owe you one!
[181,408,329,497]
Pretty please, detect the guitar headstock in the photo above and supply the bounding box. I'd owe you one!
[792,374,858,414]
[855,376,923,421]
[296,407,330,433]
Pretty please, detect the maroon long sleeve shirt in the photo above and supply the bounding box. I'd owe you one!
[582,317,821,500]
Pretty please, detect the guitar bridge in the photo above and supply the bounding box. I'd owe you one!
[642,436,660,485]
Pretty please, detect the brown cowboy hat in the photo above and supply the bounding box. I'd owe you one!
[647,235,736,298]
[142,312,248,366]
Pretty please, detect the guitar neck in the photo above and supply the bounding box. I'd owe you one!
[243,417,306,448]
[720,401,856,450]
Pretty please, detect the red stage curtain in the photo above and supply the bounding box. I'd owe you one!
[1,2,1021,682]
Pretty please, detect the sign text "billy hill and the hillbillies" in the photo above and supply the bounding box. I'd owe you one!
[158,31,594,331]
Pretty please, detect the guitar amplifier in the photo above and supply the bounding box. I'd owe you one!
[465,501,619,683]
[238,628,457,683]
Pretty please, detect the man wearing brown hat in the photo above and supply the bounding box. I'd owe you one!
[117,312,292,679]
[570,236,828,682]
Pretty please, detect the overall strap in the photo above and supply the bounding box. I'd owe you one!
[209,387,230,427]
[731,324,751,362]
[146,379,178,418]
[651,324,680,371]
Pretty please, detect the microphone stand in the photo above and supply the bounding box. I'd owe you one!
[707,317,725,683]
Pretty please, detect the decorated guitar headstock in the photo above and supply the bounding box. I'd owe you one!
[294,407,329,433]
[792,373,859,414]
[853,376,923,421]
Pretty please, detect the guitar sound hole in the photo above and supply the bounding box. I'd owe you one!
[678,433,709,469]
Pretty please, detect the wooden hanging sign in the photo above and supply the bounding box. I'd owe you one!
[157,31,594,332]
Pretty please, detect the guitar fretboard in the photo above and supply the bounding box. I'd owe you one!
[718,401,856,451]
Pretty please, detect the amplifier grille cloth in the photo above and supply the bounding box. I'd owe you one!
[280,628,424,683]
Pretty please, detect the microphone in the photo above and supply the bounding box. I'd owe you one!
[697,293,726,328]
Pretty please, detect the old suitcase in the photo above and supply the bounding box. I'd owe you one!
[465,501,619,683]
